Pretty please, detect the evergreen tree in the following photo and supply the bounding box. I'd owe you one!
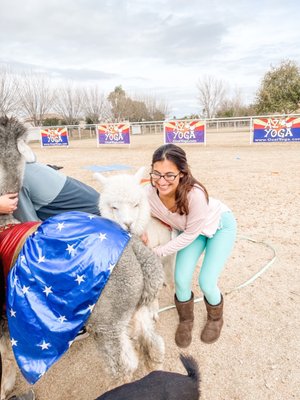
[255,60,300,114]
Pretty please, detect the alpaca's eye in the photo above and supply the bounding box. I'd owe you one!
[112,206,118,210]
[133,203,138,208]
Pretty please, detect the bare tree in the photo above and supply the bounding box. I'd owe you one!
[17,72,55,126]
[152,100,169,121]
[0,66,20,117]
[197,75,227,118]
[126,98,150,122]
[108,86,170,122]
[143,95,169,120]
[53,83,84,125]
[82,86,112,123]
[217,88,245,117]
[133,93,169,121]
[107,85,129,122]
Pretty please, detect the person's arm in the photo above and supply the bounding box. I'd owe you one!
[36,176,100,220]
[13,186,41,222]
[152,189,210,257]
[13,161,66,222]
[0,193,18,214]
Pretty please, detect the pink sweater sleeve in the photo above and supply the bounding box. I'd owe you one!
[149,186,221,257]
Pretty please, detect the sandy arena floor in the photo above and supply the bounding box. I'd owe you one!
[12,130,300,399]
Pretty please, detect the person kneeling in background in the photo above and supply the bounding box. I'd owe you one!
[13,161,100,222]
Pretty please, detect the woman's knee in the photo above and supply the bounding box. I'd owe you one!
[199,275,217,297]
[175,287,192,302]
[175,276,190,294]
[175,274,193,301]
[199,280,221,304]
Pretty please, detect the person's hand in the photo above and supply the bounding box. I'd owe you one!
[140,232,149,245]
[0,193,19,214]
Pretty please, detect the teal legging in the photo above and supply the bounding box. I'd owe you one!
[175,211,237,305]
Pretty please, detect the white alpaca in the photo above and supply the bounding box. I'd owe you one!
[0,118,165,400]
[94,169,176,288]
[146,217,176,288]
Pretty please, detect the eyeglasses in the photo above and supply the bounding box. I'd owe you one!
[150,172,180,182]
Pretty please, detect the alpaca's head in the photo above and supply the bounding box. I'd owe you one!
[94,167,151,235]
[0,116,36,196]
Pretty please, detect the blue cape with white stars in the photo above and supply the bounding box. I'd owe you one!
[6,211,131,384]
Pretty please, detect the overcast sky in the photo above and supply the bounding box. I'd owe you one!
[1,0,299,117]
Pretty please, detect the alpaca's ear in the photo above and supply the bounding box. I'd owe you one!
[93,172,108,185]
[134,167,145,183]
[17,139,36,163]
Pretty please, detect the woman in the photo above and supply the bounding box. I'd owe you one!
[144,144,237,347]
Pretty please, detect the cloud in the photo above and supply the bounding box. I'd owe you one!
[0,60,119,81]
[0,0,300,116]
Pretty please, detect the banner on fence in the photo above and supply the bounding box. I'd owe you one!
[252,117,300,142]
[131,125,142,135]
[40,127,69,147]
[97,123,130,145]
[164,119,205,144]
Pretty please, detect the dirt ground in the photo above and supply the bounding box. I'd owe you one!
[13,131,300,399]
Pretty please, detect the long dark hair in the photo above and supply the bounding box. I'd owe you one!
[151,144,209,215]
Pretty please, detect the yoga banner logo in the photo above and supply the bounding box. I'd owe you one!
[40,128,69,147]
[97,123,130,145]
[164,120,206,144]
[253,117,300,142]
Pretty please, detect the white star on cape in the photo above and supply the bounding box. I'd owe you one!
[66,244,76,256]
[98,232,107,241]
[10,308,16,317]
[108,263,115,273]
[38,340,50,350]
[38,255,45,263]
[43,286,53,296]
[58,315,67,323]
[75,274,85,285]
[57,222,65,231]
[11,338,18,346]
[88,304,95,313]
[21,285,30,294]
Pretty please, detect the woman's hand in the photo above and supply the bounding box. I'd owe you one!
[0,193,19,214]
[140,231,149,245]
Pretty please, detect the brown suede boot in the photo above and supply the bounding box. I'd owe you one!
[200,294,224,344]
[174,292,194,348]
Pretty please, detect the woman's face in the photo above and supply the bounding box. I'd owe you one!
[151,159,182,197]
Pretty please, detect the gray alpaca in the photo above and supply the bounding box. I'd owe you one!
[0,117,35,226]
[0,117,165,400]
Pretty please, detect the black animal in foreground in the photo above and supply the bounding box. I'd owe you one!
[95,354,200,400]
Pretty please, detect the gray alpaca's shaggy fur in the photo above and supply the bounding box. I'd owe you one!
[0,117,165,400]
[0,117,35,226]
